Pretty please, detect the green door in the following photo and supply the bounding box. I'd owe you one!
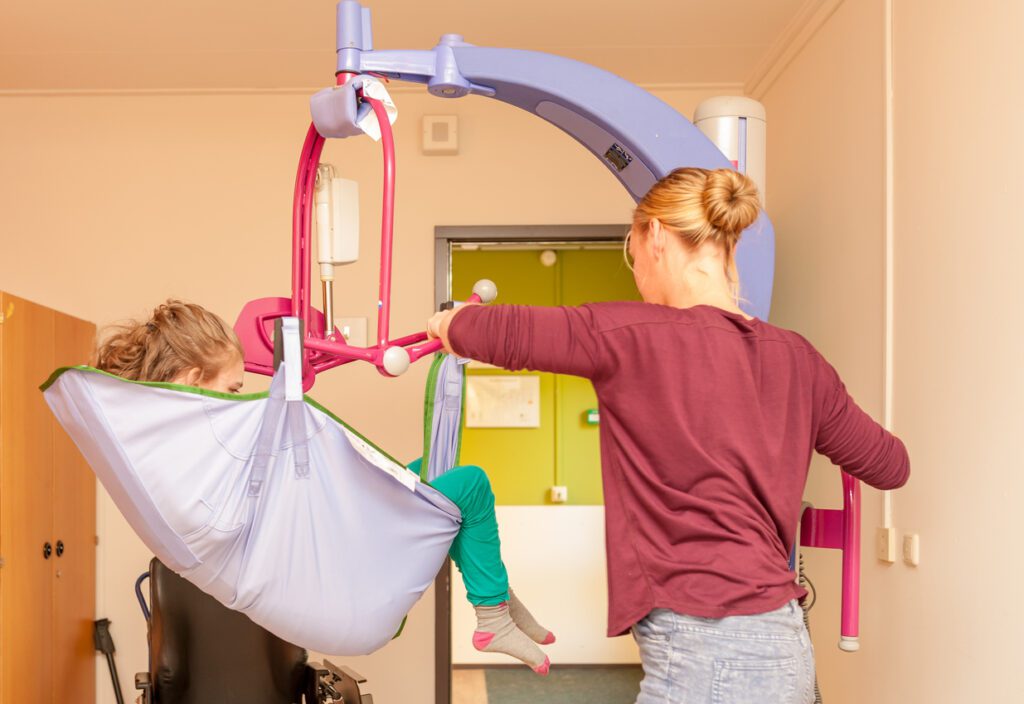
[452,246,640,506]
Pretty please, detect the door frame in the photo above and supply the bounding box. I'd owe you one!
[432,224,627,704]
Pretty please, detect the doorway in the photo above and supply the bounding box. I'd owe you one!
[433,225,643,704]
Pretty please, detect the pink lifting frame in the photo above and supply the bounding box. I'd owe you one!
[799,472,861,648]
[236,74,463,389]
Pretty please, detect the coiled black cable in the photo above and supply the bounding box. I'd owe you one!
[798,551,823,704]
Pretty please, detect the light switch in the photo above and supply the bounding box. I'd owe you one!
[902,533,920,566]
[877,526,896,563]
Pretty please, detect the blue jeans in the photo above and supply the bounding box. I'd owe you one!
[632,601,816,704]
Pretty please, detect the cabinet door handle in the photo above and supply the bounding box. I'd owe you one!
[43,542,53,559]
[56,540,65,557]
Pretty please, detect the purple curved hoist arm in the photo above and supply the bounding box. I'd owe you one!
[335,1,774,319]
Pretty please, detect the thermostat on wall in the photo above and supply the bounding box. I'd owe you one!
[422,115,459,155]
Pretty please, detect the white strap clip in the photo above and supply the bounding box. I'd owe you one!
[280,317,304,402]
[356,77,398,141]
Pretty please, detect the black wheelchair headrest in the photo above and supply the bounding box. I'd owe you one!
[147,558,308,704]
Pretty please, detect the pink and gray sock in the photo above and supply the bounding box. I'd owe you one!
[473,589,555,675]
[507,588,556,645]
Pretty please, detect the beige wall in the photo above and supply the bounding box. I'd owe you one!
[889,0,1024,700]
[764,0,1024,701]
[761,1,888,700]
[0,84,728,703]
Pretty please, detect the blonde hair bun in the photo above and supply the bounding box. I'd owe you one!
[701,169,761,235]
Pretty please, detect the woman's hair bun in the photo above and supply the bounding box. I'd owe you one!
[701,169,761,236]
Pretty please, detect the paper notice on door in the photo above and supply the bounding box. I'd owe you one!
[342,427,418,492]
[465,375,541,428]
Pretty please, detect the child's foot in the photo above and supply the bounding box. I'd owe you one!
[474,603,551,675]
[509,589,556,645]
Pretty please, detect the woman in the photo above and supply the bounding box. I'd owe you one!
[96,300,555,674]
[427,167,910,703]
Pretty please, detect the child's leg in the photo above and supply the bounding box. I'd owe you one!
[429,465,509,605]
[429,465,552,674]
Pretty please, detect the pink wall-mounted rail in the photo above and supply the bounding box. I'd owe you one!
[799,472,861,651]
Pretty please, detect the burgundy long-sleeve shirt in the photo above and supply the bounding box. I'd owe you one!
[448,302,909,637]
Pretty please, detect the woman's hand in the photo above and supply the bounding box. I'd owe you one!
[427,310,454,341]
[427,304,478,354]
[427,308,458,355]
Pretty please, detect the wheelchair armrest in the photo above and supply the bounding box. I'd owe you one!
[330,662,373,702]
[135,672,152,703]
[327,661,367,685]
[306,659,371,703]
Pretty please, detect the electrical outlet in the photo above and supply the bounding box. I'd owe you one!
[903,533,920,566]
[550,486,568,503]
[877,527,896,563]
[336,317,368,347]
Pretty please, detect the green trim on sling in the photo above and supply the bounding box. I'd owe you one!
[393,615,408,640]
[40,365,269,400]
[39,366,409,470]
[303,396,408,470]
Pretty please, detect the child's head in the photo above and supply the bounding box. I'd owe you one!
[95,299,245,394]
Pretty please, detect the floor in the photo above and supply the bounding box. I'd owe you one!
[453,666,643,704]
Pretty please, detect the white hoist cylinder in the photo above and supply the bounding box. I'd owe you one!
[693,96,767,206]
[314,165,360,279]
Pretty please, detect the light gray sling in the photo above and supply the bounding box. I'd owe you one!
[42,354,467,655]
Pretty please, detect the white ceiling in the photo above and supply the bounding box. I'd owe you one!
[0,0,808,91]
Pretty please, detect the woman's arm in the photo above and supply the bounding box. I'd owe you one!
[814,357,910,489]
[427,304,605,379]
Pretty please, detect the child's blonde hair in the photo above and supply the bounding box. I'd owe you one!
[95,299,242,384]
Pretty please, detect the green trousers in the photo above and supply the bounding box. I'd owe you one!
[406,459,510,606]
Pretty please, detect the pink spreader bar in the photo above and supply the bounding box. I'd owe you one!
[236,73,474,390]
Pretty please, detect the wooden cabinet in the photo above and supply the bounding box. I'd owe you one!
[0,292,96,704]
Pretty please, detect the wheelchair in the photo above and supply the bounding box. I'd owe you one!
[132,558,372,704]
